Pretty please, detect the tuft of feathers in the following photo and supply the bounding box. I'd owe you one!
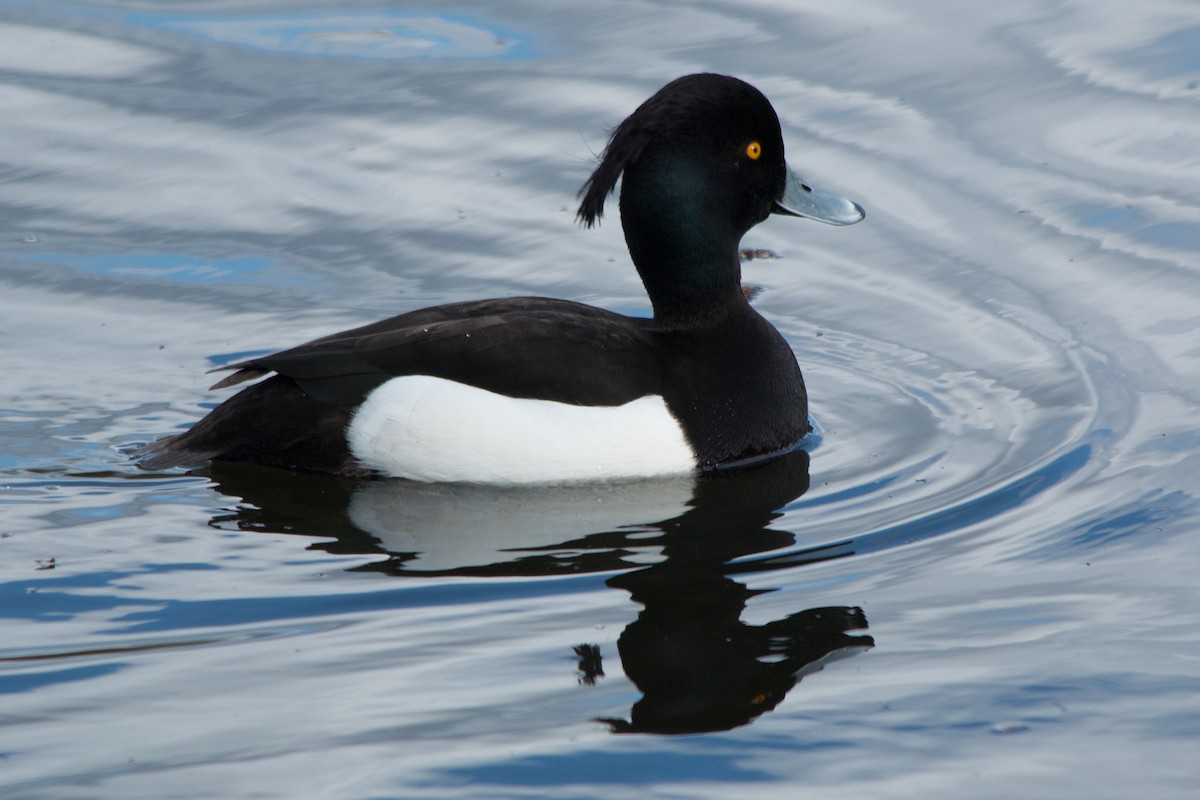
[576,73,773,228]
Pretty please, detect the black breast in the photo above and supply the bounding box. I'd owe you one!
[655,303,808,467]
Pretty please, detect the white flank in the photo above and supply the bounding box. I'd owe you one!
[347,375,697,484]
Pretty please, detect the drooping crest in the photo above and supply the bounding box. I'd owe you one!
[576,74,770,227]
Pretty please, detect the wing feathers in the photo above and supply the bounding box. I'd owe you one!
[204,298,663,408]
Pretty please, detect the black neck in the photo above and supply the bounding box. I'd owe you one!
[619,153,746,325]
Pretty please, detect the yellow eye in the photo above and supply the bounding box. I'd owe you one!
[745,141,762,160]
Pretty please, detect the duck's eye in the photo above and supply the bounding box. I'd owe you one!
[745,141,762,160]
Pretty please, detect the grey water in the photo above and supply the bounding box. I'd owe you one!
[2,1,1199,798]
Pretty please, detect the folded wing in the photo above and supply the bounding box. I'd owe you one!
[212,297,664,407]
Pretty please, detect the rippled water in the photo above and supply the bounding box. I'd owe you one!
[3,1,1199,798]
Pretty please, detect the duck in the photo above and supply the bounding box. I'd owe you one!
[137,73,864,484]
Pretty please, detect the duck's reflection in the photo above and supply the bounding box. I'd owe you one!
[205,449,873,734]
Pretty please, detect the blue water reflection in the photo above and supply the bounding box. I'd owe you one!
[21,253,290,286]
[125,10,537,61]
[1127,26,1200,79]
[4,0,1200,796]
[0,664,122,694]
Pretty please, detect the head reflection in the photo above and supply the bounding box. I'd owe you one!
[206,449,872,734]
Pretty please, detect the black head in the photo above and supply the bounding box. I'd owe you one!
[576,74,862,322]
[577,73,787,234]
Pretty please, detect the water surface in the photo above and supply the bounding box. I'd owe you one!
[2,1,1199,798]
